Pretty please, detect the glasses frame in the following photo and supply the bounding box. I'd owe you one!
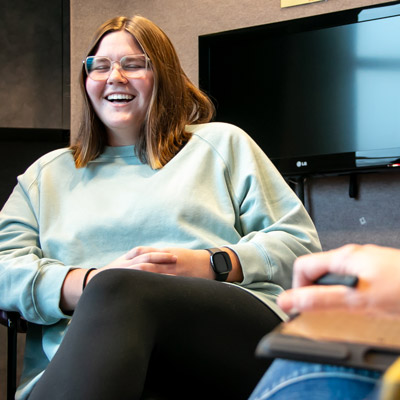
[84,54,151,81]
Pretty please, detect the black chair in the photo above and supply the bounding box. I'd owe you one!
[0,310,27,400]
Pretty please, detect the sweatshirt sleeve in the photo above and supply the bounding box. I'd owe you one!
[0,162,72,324]
[214,124,321,291]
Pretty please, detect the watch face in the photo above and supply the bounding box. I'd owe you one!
[213,252,232,273]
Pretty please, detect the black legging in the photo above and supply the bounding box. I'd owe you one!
[29,269,282,400]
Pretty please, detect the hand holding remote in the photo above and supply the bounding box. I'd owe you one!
[278,244,400,315]
[314,273,358,287]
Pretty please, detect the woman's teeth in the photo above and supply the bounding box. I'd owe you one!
[106,94,134,102]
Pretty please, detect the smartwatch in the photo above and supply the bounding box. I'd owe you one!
[205,248,232,282]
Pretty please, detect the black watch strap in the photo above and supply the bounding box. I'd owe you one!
[206,248,232,282]
[206,248,221,255]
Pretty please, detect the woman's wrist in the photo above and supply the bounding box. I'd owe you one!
[82,268,97,291]
[223,248,243,282]
[60,268,94,313]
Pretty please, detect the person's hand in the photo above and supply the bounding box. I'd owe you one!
[61,246,242,312]
[88,246,179,280]
[87,247,214,283]
[92,246,243,281]
[100,247,213,279]
[277,244,400,315]
[159,247,243,281]
[158,247,215,278]
[60,247,177,312]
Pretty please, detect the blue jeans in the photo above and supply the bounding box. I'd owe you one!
[249,360,382,400]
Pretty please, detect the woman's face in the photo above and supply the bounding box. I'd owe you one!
[86,30,154,146]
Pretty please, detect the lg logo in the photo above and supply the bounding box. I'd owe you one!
[296,161,308,168]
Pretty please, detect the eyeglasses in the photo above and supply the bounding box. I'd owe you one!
[84,54,150,81]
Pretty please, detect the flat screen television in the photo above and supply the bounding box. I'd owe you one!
[199,1,400,177]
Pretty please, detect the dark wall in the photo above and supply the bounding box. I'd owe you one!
[0,0,70,392]
[0,129,70,208]
[0,0,70,129]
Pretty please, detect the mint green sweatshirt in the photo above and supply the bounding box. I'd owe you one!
[0,122,321,399]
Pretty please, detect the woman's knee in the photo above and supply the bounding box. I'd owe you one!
[79,269,176,311]
[78,269,153,312]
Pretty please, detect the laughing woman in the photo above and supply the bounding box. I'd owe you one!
[0,15,320,400]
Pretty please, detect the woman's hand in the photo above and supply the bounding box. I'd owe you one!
[98,246,178,273]
[61,246,243,313]
[84,246,181,285]
[87,247,209,278]
[60,247,177,312]
[97,246,242,281]
[159,247,243,281]
[277,244,400,315]
[146,247,214,278]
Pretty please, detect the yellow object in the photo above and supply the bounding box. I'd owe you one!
[281,0,325,8]
[380,357,400,400]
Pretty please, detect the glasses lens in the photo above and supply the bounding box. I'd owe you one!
[86,57,111,80]
[85,55,149,80]
[120,55,148,78]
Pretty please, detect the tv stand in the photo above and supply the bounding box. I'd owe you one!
[288,177,305,204]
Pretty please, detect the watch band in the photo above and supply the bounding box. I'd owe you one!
[205,248,221,256]
[205,248,232,282]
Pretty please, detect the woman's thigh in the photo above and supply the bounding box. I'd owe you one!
[30,269,282,400]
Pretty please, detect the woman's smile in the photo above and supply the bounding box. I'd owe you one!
[105,93,135,103]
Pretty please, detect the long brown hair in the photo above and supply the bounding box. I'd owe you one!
[72,16,215,169]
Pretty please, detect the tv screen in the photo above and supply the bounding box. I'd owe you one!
[199,1,400,176]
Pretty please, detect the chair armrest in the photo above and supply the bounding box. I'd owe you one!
[0,310,28,333]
